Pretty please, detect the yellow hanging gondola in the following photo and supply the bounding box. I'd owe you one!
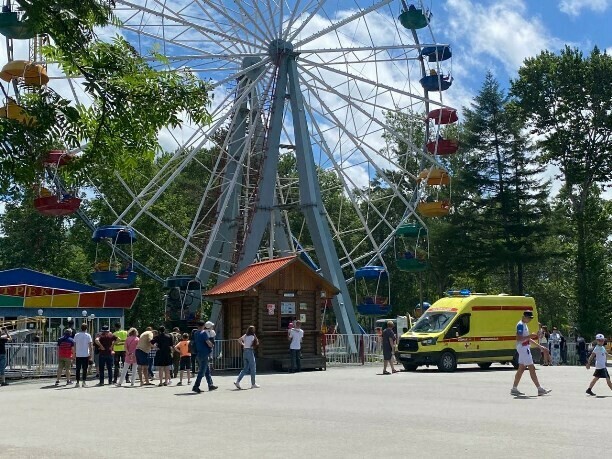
[417,200,450,217]
[417,168,451,186]
[0,60,49,86]
[0,98,36,125]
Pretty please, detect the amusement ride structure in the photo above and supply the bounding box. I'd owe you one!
[0,0,459,335]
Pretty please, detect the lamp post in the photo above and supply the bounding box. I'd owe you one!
[89,313,95,334]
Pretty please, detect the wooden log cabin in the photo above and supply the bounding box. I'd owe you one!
[205,256,340,371]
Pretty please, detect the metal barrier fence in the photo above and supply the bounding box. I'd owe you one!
[4,338,595,378]
[5,343,59,378]
[324,334,383,366]
[4,340,244,379]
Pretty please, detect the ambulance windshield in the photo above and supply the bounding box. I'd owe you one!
[411,311,456,333]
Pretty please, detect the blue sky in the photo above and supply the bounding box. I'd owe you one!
[427,0,612,105]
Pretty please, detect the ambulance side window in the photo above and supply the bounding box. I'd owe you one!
[445,314,470,339]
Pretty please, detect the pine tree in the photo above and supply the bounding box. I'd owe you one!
[452,72,551,294]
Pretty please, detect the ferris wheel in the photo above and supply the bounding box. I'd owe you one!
[0,0,457,335]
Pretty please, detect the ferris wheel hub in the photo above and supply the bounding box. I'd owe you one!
[267,38,294,58]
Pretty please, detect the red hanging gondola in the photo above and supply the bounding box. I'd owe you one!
[426,139,459,155]
[34,194,81,216]
[427,108,458,125]
[43,150,73,166]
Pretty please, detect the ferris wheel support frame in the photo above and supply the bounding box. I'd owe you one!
[234,40,360,337]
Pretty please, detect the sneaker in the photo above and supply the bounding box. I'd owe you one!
[82,382,88,388]
[115,383,122,387]
[208,385,218,391]
[586,388,596,396]
[75,382,80,388]
[234,381,242,390]
[510,388,524,396]
[251,384,260,389]
[538,387,552,396]
[66,380,73,385]
[192,387,202,393]
[96,383,104,387]
[176,381,183,386]
[55,380,60,386]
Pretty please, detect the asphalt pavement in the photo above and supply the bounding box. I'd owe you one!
[0,364,607,458]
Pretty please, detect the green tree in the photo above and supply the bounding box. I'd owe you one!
[451,72,551,294]
[511,47,612,335]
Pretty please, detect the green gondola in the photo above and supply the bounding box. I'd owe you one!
[0,11,37,40]
[396,258,427,272]
[398,7,430,30]
[396,223,427,237]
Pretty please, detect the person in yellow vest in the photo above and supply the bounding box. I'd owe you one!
[112,322,129,384]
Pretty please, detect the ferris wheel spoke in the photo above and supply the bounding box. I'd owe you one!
[293,0,393,49]
[299,63,437,171]
[303,101,395,261]
[286,0,325,44]
[299,71,419,185]
[230,0,275,45]
[116,0,268,52]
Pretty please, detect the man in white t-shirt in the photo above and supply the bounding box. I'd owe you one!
[288,321,304,373]
[73,323,93,387]
[511,310,551,397]
[585,334,612,396]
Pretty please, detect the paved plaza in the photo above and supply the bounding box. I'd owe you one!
[0,364,608,458]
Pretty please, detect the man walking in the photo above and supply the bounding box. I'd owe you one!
[0,326,11,387]
[74,323,93,387]
[511,310,551,397]
[288,320,304,373]
[95,325,117,386]
[192,321,217,393]
[112,322,128,384]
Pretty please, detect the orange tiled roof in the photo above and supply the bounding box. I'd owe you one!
[205,256,297,297]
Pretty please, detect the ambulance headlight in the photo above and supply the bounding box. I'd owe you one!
[421,338,437,346]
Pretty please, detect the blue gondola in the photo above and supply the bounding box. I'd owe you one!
[91,270,137,289]
[354,266,387,280]
[164,276,201,290]
[92,225,137,244]
[355,266,391,316]
[420,45,452,62]
[420,74,453,92]
[91,225,137,288]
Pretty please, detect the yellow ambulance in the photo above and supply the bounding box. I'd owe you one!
[396,291,540,372]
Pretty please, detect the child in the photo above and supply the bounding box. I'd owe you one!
[585,333,612,396]
[174,333,191,386]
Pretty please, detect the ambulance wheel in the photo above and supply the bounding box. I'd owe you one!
[438,351,457,372]
[477,362,492,369]
[403,363,418,371]
[511,352,519,369]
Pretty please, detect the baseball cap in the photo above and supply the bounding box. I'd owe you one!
[523,310,533,318]
[596,333,605,340]
[205,321,214,329]
[101,325,110,331]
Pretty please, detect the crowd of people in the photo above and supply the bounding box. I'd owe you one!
[44,319,305,392]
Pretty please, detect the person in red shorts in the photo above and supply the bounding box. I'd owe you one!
[56,329,75,386]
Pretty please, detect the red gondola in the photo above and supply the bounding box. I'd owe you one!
[426,139,459,155]
[43,150,73,166]
[427,108,458,125]
[34,194,81,216]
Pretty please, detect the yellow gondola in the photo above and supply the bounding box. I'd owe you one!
[0,60,49,86]
[417,200,450,217]
[0,98,36,125]
[417,168,451,186]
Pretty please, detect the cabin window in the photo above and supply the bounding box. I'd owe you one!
[445,314,470,339]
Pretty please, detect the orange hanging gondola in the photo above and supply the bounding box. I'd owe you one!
[417,168,451,186]
[417,200,450,218]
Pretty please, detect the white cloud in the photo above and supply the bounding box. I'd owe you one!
[559,0,611,16]
[445,0,561,74]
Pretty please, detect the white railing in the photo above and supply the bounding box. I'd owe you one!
[5,343,60,378]
[324,334,384,366]
[209,339,243,371]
